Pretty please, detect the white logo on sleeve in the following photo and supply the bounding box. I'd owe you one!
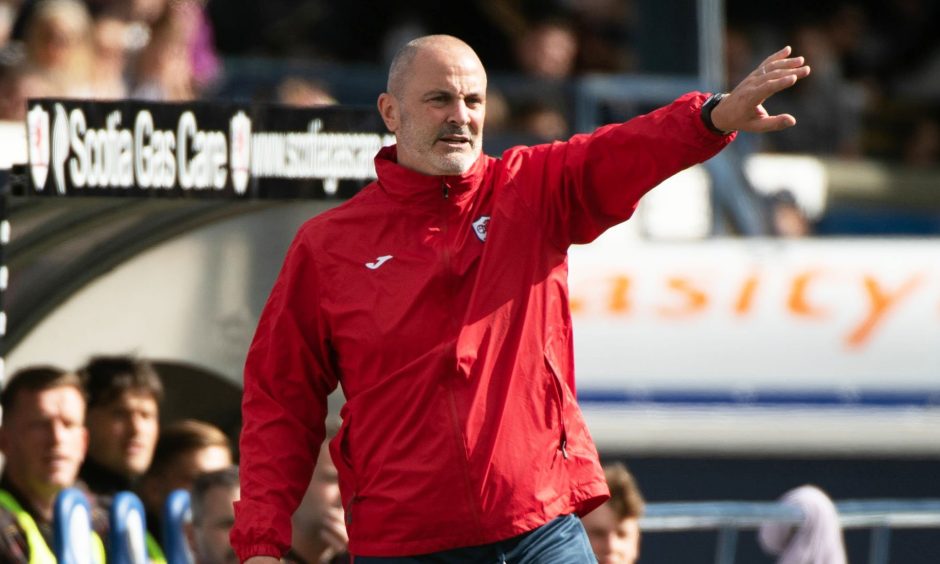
[365,255,393,270]
[472,215,490,242]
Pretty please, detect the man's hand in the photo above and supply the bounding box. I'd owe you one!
[320,506,350,554]
[244,557,280,564]
[711,46,811,133]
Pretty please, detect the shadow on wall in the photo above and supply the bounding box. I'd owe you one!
[151,360,243,456]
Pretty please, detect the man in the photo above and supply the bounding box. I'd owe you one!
[232,35,810,562]
[138,419,233,562]
[287,422,349,564]
[581,463,646,564]
[186,466,240,564]
[79,355,163,496]
[0,365,105,562]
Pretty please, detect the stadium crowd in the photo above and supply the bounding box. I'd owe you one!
[0,0,937,165]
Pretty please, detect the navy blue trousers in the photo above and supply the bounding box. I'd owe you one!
[352,514,596,563]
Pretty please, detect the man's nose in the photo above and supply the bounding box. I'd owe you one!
[448,101,471,126]
[131,413,148,434]
[51,420,70,444]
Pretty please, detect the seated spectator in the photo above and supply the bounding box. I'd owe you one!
[79,354,163,498]
[21,0,94,97]
[767,190,811,237]
[581,462,645,564]
[186,466,239,564]
[137,419,233,562]
[90,11,131,99]
[0,365,107,563]
[277,76,336,107]
[759,485,848,564]
[513,17,578,80]
[131,0,195,101]
[0,62,52,121]
[287,420,349,564]
[0,0,14,48]
[513,99,570,144]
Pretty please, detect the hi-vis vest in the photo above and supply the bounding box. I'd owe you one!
[0,489,106,564]
[145,531,166,564]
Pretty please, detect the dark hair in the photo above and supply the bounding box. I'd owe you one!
[190,465,239,524]
[1,365,84,415]
[80,355,164,408]
[147,419,231,477]
[605,462,646,519]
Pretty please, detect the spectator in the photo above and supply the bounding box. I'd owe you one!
[186,466,240,564]
[137,419,233,562]
[0,0,15,48]
[277,76,336,107]
[0,62,51,121]
[513,17,578,80]
[287,420,349,564]
[513,99,569,143]
[759,485,848,564]
[767,190,811,237]
[21,0,94,97]
[131,0,197,101]
[904,116,940,168]
[89,11,130,99]
[79,354,163,497]
[581,462,645,564]
[0,366,106,563]
[569,0,637,73]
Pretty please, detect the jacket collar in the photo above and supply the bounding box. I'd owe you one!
[375,145,489,202]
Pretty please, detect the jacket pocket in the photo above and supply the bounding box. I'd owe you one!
[543,351,569,460]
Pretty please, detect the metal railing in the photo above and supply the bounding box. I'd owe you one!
[640,499,940,564]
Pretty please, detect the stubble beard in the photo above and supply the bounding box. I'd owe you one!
[399,114,481,175]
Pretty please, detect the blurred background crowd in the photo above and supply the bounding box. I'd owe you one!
[0,0,938,166]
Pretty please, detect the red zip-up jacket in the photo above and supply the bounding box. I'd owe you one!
[232,92,734,560]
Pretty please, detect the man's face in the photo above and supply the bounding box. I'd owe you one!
[379,42,487,176]
[0,386,87,500]
[581,503,641,564]
[188,483,239,564]
[150,445,232,509]
[85,390,159,478]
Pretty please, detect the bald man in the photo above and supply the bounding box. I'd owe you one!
[233,35,810,563]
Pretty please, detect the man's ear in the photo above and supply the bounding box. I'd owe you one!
[377,93,399,133]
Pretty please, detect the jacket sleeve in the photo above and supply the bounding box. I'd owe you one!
[505,91,735,248]
[231,228,338,561]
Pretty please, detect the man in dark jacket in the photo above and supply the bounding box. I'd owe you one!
[233,35,810,563]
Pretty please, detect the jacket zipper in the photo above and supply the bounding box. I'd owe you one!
[440,178,484,535]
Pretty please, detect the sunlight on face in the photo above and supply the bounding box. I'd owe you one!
[382,40,487,176]
[582,503,641,564]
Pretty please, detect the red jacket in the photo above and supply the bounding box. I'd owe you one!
[232,92,733,559]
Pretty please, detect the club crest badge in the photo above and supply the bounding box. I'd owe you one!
[229,111,252,195]
[472,215,490,242]
[27,105,50,191]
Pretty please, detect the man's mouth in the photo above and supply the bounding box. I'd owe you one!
[438,134,471,147]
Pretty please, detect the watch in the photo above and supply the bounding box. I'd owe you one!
[701,92,733,136]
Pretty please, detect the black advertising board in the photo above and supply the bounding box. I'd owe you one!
[24,99,392,198]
